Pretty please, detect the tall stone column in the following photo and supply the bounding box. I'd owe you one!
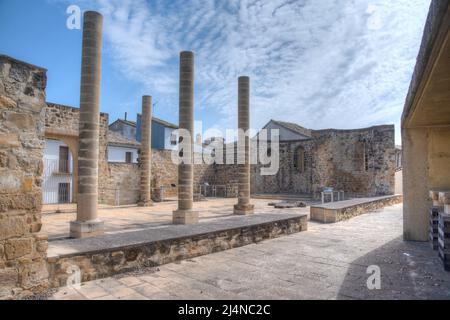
[70,11,104,238]
[234,76,254,215]
[139,95,153,207]
[173,51,199,224]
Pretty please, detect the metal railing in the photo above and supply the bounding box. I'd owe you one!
[43,159,73,204]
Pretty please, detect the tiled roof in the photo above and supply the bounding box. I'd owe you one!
[270,120,312,138]
[107,131,140,147]
[111,117,178,129]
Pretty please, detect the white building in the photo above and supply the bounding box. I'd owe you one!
[107,131,140,163]
[43,139,73,204]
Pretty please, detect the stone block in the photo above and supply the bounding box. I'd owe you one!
[0,133,20,148]
[5,112,34,128]
[0,214,27,240]
[70,220,104,238]
[18,259,49,290]
[0,170,21,192]
[0,94,17,109]
[21,177,33,192]
[36,240,48,253]
[5,238,33,260]
[173,210,199,225]
[0,267,18,298]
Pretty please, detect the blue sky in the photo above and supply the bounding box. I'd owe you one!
[0,0,431,144]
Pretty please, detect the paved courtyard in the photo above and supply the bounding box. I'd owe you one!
[48,203,450,300]
[42,198,309,239]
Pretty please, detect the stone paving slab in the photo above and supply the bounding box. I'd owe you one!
[43,204,450,300]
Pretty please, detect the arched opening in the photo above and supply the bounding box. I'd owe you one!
[293,146,305,173]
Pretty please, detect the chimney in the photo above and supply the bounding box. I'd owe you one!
[124,112,127,121]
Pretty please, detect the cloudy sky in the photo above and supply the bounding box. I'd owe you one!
[0,0,431,143]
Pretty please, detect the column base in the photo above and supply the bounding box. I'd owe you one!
[138,200,154,207]
[234,204,254,215]
[172,210,199,225]
[70,219,104,238]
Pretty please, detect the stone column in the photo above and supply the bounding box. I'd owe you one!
[70,11,104,238]
[234,76,254,215]
[173,51,199,224]
[138,95,153,206]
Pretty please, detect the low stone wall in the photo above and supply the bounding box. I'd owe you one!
[46,214,307,287]
[0,55,49,299]
[310,195,403,223]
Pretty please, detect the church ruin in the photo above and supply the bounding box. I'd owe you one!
[1,0,449,300]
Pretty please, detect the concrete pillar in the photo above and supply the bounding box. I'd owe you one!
[70,11,104,238]
[173,51,199,224]
[234,76,254,215]
[139,95,153,206]
[402,127,429,241]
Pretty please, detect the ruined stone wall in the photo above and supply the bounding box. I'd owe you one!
[0,56,49,299]
[152,149,178,198]
[99,163,140,205]
[311,125,396,198]
[250,125,395,198]
[252,140,314,195]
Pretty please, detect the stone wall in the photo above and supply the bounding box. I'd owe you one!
[250,125,396,198]
[252,140,314,195]
[0,55,49,299]
[152,149,178,198]
[311,125,396,198]
[99,163,140,205]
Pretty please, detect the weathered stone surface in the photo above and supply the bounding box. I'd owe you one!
[0,214,27,241]
[5,238,33,260]
[18,259,49,290]
[4,113,34,128]
[36,240,48,253]
[0,133,20,148]
[0,268,18,298]
[0,54,48,299]
[0,94,17,109]
[251,125,396,198]
[0,170,21,192]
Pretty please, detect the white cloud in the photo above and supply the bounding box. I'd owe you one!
[62,0,431,144]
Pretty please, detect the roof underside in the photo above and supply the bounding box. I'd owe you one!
[402,1,450,128]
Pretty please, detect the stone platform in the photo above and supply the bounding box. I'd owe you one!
[47,212,307,288]
[310,195,403,223]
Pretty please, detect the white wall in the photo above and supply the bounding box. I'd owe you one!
[43,139,73,204]
[107,145,139,163]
